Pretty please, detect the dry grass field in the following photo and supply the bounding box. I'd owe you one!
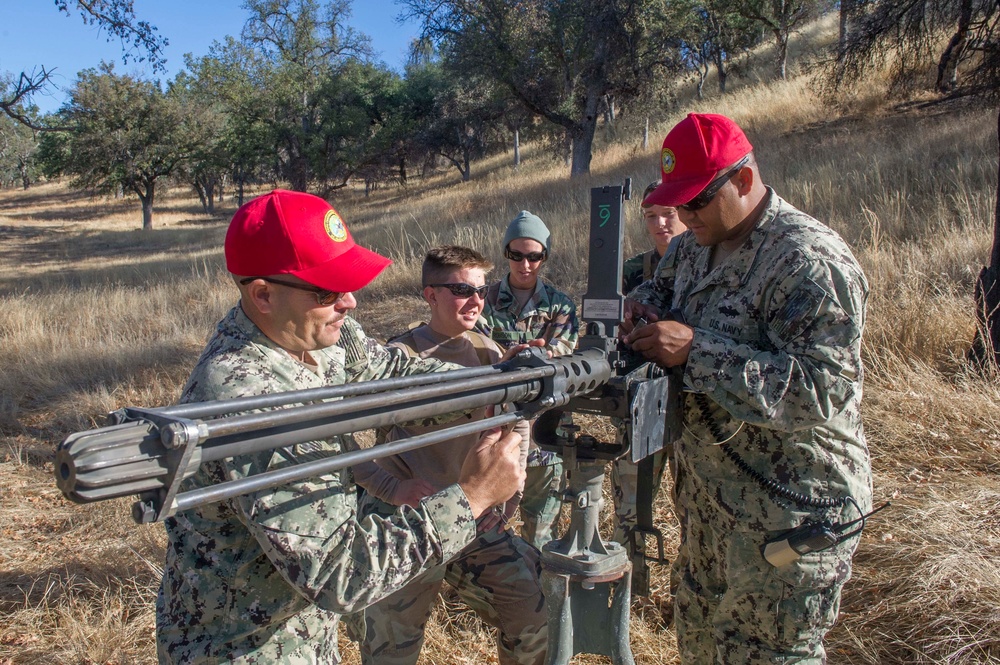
[3,17,1000,665]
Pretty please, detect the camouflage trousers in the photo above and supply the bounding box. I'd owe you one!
[519,452,564,549]
[609,446,670,545]
[354,494,548,665]
[674,468,857,664]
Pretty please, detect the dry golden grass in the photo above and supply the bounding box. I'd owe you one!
[3,17,1000,663]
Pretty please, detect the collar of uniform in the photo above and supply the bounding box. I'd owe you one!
[497,274,550,316]
[693,187,780,289]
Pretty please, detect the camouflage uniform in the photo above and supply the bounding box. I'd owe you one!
[156,306,479,665]
[621,248,662,296]
[630,189,872,663]
[352,325,546,665]
[478,276,579,548]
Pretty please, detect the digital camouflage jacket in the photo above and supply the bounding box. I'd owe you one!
[477,275,578,358]
[156,306,477,664]
[629,189,873,531]
[621,248,662,296]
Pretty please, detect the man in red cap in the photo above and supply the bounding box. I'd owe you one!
[623,114,872,663]
[156,190,527,664]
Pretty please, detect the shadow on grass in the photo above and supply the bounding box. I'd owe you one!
[0,224,228,293]
[4,339,201,446]
[0,185,100,212]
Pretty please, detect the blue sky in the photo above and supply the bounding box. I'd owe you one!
[0,0,421,115]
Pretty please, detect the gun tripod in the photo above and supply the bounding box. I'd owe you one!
[539,429,635,665]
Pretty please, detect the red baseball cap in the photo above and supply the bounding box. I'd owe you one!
[225,190,392,293]
[642,113,753,208]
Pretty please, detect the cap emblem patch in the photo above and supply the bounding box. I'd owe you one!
[661,148,676,175]
[324,210,348,242]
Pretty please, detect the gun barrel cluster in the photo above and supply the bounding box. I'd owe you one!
[55,348,613,522]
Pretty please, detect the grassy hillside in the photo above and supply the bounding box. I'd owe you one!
[2,15,999,664]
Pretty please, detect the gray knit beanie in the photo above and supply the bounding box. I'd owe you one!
[502,210,551,253]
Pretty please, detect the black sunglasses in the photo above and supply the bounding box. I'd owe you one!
[678,155,751,212]
[504,248,547,263]
[239,276,343,306]
[428,282,489,298]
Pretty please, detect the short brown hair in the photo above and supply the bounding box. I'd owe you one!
[422,245,494,286]
[640,181,660,209]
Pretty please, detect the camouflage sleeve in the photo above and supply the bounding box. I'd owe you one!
[621,254,645,294]
[338,317,455,382]
[625,278,664,307]
[233,476,476,614]
[626,249,674,311]
[544,290,579,357]
[685,258,867,431]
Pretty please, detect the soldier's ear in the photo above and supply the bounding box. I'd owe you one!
[244,280,275,314]
[734,165,755,196]
[422,285,436,306]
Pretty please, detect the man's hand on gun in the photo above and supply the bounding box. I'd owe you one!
[458,427,525,519]
[500,338,549,362]
[621,299,693,368]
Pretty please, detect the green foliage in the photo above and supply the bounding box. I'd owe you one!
[234,0,375,192]
[61,64,207,228]
[735,0,832,78]
[2,1,168,130]
[400,58,509,181]
[403,0,682,176]
[0,113,40,189]
[53,0,168,72]
[36,122,71,180]
[835,0,1000,97]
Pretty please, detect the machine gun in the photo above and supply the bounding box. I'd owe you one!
[54,180,681,665]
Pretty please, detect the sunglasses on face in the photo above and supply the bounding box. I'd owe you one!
[678,155,751,212]
[504,248,547,263]
[239,276,343,306]
[428,282,489,298]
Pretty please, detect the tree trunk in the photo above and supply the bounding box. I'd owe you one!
[288,156,309,192]
[570,121,597,177]
[569,89,601,177]
[714,50,728,93]
[838,0,855,57]
[643,117,649,151]
[194,180,208,213]
[776,31,789,80]
[513,127,521,169]
[936,0,973,93]
[969,107,1000,369]
[139,180,155,230]
[206,182,216,215]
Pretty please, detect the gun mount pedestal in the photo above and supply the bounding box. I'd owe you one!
[539,434,635,665]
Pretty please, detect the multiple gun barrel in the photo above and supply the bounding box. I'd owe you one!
[55,347,616,523]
